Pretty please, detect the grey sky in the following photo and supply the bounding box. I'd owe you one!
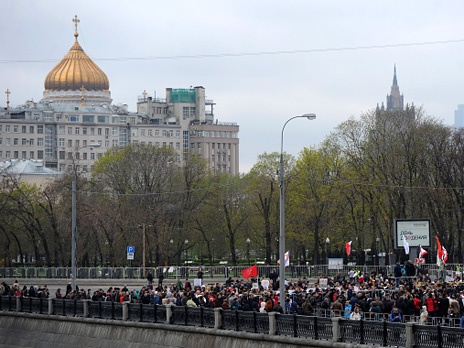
[1,1,463,172]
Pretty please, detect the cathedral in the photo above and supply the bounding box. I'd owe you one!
[0,16,240,175]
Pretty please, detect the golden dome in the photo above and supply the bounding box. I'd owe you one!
[44,29,109,92]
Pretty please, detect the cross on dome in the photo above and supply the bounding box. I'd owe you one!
[73,15,80,38]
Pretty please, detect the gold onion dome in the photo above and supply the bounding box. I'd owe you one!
[44,19,109,92]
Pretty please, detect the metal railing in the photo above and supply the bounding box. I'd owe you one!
[1,295,463,348]
[0,263,458,281]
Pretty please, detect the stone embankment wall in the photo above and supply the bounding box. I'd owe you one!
[0,312,342,348]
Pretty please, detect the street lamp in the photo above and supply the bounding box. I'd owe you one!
[184,239,189,263]
[170,239,174,265]
[325,237,330,270]
[279,113,316,308]
[375,237,380,266]
[71,144,100,291]
[246,238,251,265]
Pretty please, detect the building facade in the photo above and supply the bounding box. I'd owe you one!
[0,16,239,175]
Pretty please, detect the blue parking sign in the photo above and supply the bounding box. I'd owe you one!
[127,246,135,253]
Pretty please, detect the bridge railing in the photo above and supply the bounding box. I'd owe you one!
[1,295,463,348]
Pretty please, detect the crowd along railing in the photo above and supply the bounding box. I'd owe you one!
[0,295,463,348]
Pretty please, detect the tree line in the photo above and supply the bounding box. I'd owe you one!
[1,107,463,267]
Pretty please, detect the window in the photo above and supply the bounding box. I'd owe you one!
[83,153,87,160]
[38,125,44,134]
[37,151,43,159]
[183,107,190,119]
[176,142,180,150]
[30,151,34,159]
[67,127,72,135]
[83,140,87,147]
[37,138,44,146]
[6,151,10,158]
[105,128,109,136]
[29,139,34,146]
[59,151,65,160]
[59,138,64,147]
[13,138,18,146]
[176,130,180,137]
[0,138,2,145]
[13,125,18,133]
[141,129,145,136]
[22,126,26,133]
[105,140,109,148]
[98,128,102,135]
[169,142,173,148]
[22,138,27,146]
[90,127,95,135]
[0,151,2,158]
[69,115,79,122]
[67,139,72,147]
[21,151,26,159]
[58,125,65,134]
[83,115,94,123]
[75,127,80,135]
[5,125,10,132]
[98,116,109,123]
[148,129,152,136]
[112,127,118,136]
[155,130,159,137]
[13,151,18,159]
[90,153,95,160]
[6,138,10,146]
[112,139,118,147]
[29,126,34,134]
[75,140,80,148]
[0,125,2,132]
[67,152,73,160]
[83,127,87,135]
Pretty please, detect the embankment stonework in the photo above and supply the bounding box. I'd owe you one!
[0,313,355,348]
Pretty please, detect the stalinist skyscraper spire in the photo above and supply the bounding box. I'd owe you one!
[386,65,404,111]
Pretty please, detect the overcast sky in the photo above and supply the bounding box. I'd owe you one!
[1,1,463,172]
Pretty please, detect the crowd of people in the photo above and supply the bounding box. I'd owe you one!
[2,262,464,328]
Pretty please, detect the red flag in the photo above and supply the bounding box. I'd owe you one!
[442,246,448,264]
[345,241,352,256]
[436,236,444,266]
[419,245,428,258]
[241,265,258,279]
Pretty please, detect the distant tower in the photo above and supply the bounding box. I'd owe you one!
[386,65,404,111]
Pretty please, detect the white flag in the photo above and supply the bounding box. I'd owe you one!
[277,251,290,267]
[403,238,410,255]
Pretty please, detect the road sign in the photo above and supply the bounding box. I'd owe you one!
[127,252,134,260]
[127,246,135,253]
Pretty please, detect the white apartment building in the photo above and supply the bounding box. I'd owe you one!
[0,16,239,175]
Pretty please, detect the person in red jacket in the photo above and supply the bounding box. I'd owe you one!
[413,294,422,316]
[425,292,438,318]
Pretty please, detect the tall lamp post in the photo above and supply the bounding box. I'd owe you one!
[279,113,316,308]
[184,239,189,263]
[246,238,251,265]
[325,237,330,272]
[71,143,100,291]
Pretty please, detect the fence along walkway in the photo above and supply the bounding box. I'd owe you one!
[1,295,463,348]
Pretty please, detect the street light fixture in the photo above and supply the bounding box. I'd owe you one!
[71,144,100,291]
[279,113,316,308]
[170,239,174,265]
[325,237,330,271]
[184,239,189,263]
[246,238,251,265]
